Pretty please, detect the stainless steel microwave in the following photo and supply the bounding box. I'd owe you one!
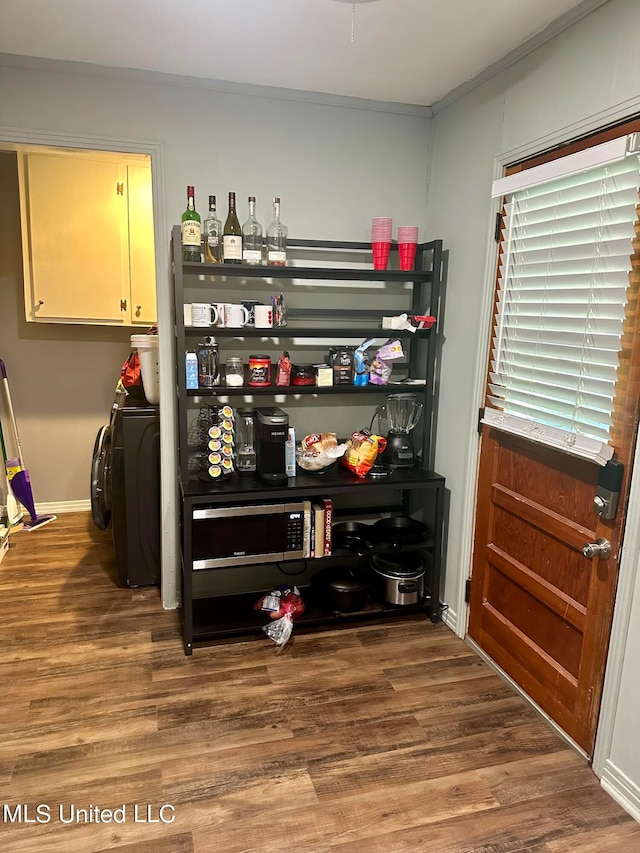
[191,500,308,570]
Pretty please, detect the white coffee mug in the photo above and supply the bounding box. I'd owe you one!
[254,304,273,329]
[191,302,218,327]
[211,302,228,328]
[225,304,250,328]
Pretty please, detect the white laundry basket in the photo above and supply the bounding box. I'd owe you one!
[131,334,160,404]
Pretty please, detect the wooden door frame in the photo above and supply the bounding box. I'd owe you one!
[0,126,178,612]
[453,99,640,774]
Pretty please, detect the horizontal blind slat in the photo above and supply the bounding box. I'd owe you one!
[491,145,638,457]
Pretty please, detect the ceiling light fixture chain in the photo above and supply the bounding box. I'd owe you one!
[333,0,381,44]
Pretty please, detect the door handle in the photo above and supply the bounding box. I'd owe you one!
[582,538,611,560]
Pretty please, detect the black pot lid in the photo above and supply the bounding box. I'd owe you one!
[370,552,424,577]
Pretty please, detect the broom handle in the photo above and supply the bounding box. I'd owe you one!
[0,359,24,461]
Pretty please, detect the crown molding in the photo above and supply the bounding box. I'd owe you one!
[0,52,432,119]
[431,0,612,115]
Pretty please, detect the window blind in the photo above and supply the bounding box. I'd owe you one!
[482,137,640,465]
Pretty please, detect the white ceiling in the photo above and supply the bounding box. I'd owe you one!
[0,0,603,107]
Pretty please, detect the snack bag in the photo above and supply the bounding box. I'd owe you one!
[276,350,291,387]
[254,584,305,648]
[341,430,388,478]
[370,340,404,385]
[354,338,376,386]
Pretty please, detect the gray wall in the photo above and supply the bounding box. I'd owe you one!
[0,57,430,506]
[426,0,640,816]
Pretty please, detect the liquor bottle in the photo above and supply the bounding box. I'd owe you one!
[242,196,264,265]
[181,186,201,263]
[203,195,222,263]
[266,197,287,267]
[223,191,242,264]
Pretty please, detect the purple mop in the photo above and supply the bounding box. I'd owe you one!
[0,358,56,531]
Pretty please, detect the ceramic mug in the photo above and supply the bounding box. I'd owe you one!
[225,303,250,328]
[241,300,262,327]
[191,302,219,327]
[254,304,273,329]
[211,302,229,328]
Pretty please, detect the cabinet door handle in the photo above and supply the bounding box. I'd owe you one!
[116,182,124,195]
[120,299,127,311]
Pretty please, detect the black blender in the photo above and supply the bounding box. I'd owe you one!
[376,393,423,468]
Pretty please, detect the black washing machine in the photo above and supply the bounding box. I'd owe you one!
[91,396,160,587]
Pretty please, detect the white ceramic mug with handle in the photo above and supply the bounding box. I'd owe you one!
[225,304,250,328]
[191,303,219,327]
[211,302,229,328]
[254,304,273,329]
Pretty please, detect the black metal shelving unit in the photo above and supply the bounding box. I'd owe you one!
[171,226,447,654]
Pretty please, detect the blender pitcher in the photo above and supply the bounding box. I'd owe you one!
[382,393,423,468]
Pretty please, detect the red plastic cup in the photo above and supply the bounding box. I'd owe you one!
[399,242,418,271]
[372,241,391,270]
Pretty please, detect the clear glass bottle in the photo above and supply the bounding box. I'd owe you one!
[223,191,242,264]
[242,196,263,265]
[181,185,201,263]
[203,195,222,263]
[266,197,287,267]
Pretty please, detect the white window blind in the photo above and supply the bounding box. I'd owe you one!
[482,136,640,465]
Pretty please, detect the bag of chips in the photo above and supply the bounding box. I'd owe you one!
[341,430,387,478]
[370,340,404,385]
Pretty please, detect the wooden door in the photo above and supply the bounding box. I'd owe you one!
[127,163,157,326]
[468,126,640,756]
[21,152,130,324]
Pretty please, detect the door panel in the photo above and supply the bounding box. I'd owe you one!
[469,430,620,752]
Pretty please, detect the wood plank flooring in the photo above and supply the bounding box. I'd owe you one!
[0,511,638,852]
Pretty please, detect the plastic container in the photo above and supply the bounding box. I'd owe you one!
[131,334,159,404]
[248,354,271,387]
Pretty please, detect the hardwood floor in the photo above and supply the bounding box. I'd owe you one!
[0,511,638,852]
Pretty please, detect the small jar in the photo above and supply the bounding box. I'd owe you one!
[225,356,244,387]
[248,354,272,387]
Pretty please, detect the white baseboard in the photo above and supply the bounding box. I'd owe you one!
[601,761,640,823]
[441,605,457,634]
[2,499,91,517]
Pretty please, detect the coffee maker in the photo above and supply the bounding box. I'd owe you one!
[377,393,423,468]
[256,407,289,483]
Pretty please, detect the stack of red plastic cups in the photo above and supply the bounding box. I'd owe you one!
[372,217,393,270]
[398,225,419,270]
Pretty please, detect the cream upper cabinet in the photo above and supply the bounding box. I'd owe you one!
[18,150,156,326]
[127,162,157,326]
